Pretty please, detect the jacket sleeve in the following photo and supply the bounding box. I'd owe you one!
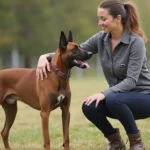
[102,37,146,96]
[80,32,101,54]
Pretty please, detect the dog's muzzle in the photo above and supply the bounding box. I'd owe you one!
[71,51,93,69]
[86,51,93,60]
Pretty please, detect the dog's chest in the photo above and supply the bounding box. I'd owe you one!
[49,89,70,106]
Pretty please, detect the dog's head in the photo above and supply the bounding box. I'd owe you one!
[58,31,93,69]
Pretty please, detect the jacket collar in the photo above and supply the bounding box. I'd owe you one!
[103,30,130,44]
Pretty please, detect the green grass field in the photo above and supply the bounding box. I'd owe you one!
[0,76,150,150]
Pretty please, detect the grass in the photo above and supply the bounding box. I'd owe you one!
[0,76,150,150]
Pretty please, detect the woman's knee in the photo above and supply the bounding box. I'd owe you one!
[82,102,92,115]
[82,101,97,118]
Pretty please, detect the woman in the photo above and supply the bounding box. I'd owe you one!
[36,0,150,149]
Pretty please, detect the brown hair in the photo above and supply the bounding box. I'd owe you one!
[99,0,147,42]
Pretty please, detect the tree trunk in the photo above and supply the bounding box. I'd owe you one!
[11,44,19,68]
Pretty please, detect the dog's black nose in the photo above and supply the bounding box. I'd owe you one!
[87,51,93,59]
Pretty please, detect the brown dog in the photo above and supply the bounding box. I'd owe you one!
[0,31,92,150]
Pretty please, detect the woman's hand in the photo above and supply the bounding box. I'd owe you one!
[84,93,106,107]
[36,54,51,80]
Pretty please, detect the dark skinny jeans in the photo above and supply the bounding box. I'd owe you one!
[82,92,150,137]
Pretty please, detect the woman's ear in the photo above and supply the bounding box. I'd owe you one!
[116,15,122,23]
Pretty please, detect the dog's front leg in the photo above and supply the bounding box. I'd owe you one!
[61,103,70,150]
[40,107,51,150]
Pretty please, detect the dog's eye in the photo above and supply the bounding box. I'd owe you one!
[72,46,79,54]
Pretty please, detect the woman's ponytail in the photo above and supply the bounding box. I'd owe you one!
[124,2,147,42]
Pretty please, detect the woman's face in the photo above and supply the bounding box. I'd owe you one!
[97,8,119,33]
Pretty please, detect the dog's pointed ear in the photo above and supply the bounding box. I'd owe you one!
[68,30,73,42]
[59,31,68,51]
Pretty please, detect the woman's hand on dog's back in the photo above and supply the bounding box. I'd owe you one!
[36,54,51,80]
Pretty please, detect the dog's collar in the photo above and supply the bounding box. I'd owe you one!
[50,62,71,79]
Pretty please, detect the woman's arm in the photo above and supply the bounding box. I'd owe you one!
[80,32,101,54]
[36,31,102,80]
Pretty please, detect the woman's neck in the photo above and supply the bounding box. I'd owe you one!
[111,26,124,40]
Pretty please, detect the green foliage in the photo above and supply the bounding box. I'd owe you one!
[14,0,53,56]
[0,0,150,59]
[0,0,103,58]
[0,1,17,53]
